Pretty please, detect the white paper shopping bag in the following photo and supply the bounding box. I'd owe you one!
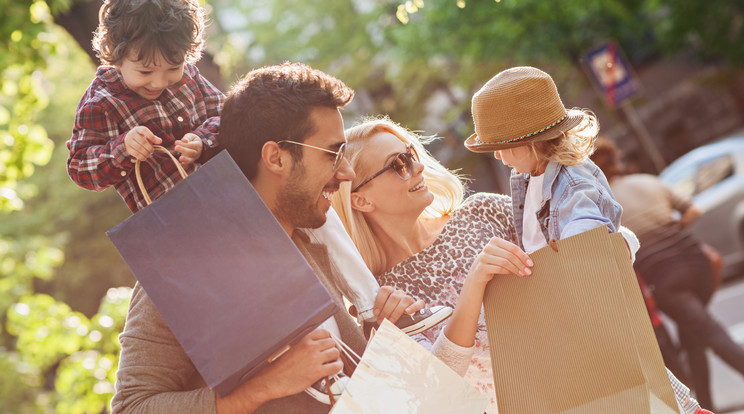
[330,319,488,414]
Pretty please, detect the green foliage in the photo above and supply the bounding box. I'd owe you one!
[0,350,45,414]
[645,0,744,64]
[6,288,130,413]
[207,0,744,190]
[0,236,64,318]
[53,287,130,414]
[2,1,133,413]
[208,0,468,133]
[397,0,744,65]
[7,295,88,369]
[206,0,665,155]
[0,0,65,212]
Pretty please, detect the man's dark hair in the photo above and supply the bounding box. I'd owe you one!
[220,62,354,180]
[93,0,205,65]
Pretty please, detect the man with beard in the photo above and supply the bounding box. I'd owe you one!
[110,63,425,413]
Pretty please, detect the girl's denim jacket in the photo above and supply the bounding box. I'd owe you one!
[510,159,623,250]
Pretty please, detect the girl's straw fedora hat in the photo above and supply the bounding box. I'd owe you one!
[465,66,584,152]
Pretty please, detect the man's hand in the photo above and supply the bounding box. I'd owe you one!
[216,328,342,414]
[373,286,424,325]
[174,133,203,166]
[124,126,162,161]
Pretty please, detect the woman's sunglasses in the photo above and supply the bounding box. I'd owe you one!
[353,145,419,192]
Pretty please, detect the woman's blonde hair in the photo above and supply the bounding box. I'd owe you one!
[532,109,599,165]
[331,116,465,275]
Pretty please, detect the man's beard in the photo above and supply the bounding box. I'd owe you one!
[274,164,328,230]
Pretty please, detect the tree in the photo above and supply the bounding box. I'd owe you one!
[1,0,59,211]
[1,1,131,412]
[647,0,744,65]
[396,0,744,64]
[203,0,662,187]
[1,0,234,408]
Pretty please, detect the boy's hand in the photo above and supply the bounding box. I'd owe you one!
[175,133,203,166]
[124,126,162,161]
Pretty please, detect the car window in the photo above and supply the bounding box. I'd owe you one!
[694,155,734,195]
[671,172,695,199]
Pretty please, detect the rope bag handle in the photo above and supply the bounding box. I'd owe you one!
[135,145,188,205]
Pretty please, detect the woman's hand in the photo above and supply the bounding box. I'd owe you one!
[467,237,533,285]
[373,285,424,325]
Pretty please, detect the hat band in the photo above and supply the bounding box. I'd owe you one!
[475,113,568,146]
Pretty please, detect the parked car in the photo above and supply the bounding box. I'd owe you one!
[659,133,744,279]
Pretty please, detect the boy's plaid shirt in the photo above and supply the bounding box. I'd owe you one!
[66,63,224,212]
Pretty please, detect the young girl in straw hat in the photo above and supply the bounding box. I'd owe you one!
[465,66,713,414]
[465,66,622,252]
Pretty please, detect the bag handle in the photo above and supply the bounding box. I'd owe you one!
[135,145,188,206]
[330,332,362,367]
[303,333,361,406]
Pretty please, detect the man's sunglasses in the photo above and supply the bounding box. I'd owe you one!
[277,140,347,171]
[353,145,419,192]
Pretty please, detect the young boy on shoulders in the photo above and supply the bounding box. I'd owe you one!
[67,0,224,212]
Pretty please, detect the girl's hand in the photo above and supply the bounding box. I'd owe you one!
[175,133,203,166]
[444,238,533,349]
[124,126,162,161]
[467,237,533,285]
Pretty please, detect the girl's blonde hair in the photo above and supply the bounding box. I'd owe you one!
[531,109,599,165]
[331,116,465,275]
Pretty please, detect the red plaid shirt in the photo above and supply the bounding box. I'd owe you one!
[67,64,224,212]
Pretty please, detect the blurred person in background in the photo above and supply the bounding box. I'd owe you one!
[591,138,744,410]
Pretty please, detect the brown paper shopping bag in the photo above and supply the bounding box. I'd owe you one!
[483,226,678,413]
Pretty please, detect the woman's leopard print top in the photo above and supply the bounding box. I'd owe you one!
[377,192,516,308]
[376,192,516,411]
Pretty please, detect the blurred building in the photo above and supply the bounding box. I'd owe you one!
[575,56,744,174]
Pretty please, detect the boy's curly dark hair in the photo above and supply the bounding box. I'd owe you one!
[92,0,205,66]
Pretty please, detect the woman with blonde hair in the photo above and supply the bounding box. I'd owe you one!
[332,116,532,411]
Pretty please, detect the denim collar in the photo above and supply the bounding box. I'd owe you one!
[514,160,562,205]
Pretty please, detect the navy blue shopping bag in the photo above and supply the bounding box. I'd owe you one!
[107,149,338,396]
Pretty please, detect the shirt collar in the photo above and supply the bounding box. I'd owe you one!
[540,161,562,201]
[96,66,129,95]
